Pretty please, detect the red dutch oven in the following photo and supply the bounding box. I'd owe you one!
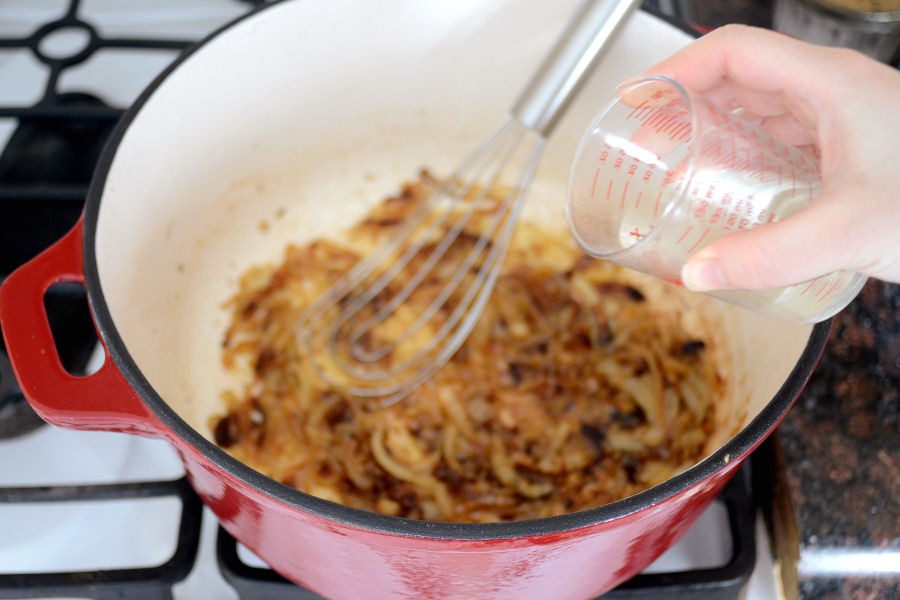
[0,1,829,598]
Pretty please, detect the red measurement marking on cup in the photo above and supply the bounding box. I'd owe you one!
[626,100,649,119]
[606,179,613,202]
[629,100,692,142]
[798,279,817,296]
[635,106,653,122]
[673,122,692,142]
[661,114,686,138]
[641,107,668,128]
[629,106,653,124]
[817,279,841,303]
[656,114,677,134]
[590,168,601,199]
[635,191,642,209]
[687,227,711,254]
[676,226,693,245]
[620,181,629,210]
[645,109,666,130]
[654,190,662,217]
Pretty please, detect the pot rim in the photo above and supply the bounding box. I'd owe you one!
[81,0,831,541]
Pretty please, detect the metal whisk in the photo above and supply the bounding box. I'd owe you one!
[297,0,640,405]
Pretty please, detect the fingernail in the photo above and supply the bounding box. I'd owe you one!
[682,258,729,291]
[615,76,638,91]
[614,75,645,94]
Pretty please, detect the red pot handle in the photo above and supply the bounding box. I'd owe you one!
[0,220,164,437]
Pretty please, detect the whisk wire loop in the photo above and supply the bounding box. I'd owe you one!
[297,118,545,404]
[342,122,528,364]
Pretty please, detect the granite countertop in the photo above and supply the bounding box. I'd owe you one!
[770,281,900,599]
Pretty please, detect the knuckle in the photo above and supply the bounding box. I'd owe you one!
[819,47,880,88]
[824,46,869,69]
[711,23,753,42]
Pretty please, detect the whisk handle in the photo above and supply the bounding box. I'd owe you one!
[511,0,641,137]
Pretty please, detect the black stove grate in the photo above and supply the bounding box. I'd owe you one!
[0,0,266,439]
[0,477,203,600]
[217,462,756,600]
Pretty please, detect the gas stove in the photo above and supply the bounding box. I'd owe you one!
[0,2,781,598]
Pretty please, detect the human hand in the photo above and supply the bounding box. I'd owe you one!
[638,25,900,292]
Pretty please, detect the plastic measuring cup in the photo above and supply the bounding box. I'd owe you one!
[567,75,866,323]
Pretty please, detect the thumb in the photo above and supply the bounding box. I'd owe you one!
[680,196,847,291]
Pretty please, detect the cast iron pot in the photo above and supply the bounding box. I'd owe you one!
[0,1,829,598]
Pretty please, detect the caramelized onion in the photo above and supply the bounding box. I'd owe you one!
[212,173,724,522]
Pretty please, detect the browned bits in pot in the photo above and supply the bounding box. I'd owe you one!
[595,281,645,302]
[211,171,725,522]
[213,413,241,448]
[680,340,706,357]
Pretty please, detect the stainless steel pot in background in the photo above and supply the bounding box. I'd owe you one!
[661,0,900,64]
[773,0,900,63]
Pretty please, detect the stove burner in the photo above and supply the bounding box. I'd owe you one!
[0,92,118,273]
[31,19,98,67]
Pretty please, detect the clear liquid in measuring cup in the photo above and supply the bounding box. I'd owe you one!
[568,78,866,323]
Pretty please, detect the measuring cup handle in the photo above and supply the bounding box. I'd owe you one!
[0,221,164,437]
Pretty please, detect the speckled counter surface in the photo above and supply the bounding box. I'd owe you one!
[767,281,900,600]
